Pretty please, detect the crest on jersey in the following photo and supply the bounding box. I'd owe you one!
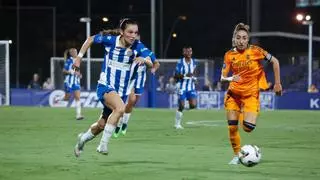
[126,49,133,56]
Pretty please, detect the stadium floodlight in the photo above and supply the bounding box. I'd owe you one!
[102,17,109,22]
[79,17,91,90]
[296,13,313,88]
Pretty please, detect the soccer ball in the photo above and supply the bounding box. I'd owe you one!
[238,145,262,167]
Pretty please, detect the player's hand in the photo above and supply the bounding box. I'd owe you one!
[75,71,82,77]
[186,73,193,77]
[72,56,81,72]
[273,83,282,96]
[232,74,241,82]
[135,57,146,65]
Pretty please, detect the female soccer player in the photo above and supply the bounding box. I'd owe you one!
[113,49,160,137]
[62,48,83,120]
[174,46,198,129]
[72,18,152,157]
[221,23,282,164]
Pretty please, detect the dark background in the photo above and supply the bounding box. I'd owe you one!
[0,0,319,87]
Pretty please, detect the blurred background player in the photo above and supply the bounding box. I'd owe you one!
[58,48,83,120]
[174,46,198,129]
[114,48,160,137]
[221,23,282,165]
[73,18,152,157]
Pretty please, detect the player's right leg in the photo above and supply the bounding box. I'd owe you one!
[74,89,84,120]
[175,101,185,129]
[224,91,241,164]
[97,89,125,155]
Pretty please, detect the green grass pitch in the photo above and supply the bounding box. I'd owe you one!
[0,106,319,180]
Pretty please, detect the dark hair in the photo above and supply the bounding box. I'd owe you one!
[119,18,138,31]
[64,48,71,60]
[100,29,121,36]
[183,45,192,49]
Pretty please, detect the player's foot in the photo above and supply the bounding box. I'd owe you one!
[74,133,85,158]
[96,144,108,155]
[174,124,184,129]
[76,116,84,120]
[228,156,240,165]
[113,132,120,138]
[121,124,127,135]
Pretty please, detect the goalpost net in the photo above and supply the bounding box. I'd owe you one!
[0,41,10,106]
[50,57,215,91]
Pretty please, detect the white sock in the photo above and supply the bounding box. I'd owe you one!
[122,113,131,124]
[99,124,116,146]
[75,100,81,117]
[175,111,183,126]
[117,117,123,128]
[80,129,95,143]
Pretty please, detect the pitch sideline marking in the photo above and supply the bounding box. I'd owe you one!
[186,120,225,127]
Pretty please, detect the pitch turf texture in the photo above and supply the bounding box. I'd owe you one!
[0,107,319,180]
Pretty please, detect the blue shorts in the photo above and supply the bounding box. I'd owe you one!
[64,83,80,93]
[178,90,197,101]
[96,83,128,115]
[134,87,144,95]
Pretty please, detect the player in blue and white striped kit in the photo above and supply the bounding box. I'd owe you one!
[73,19,153,157]
[114,49,160,137]
[174,46,198,129]
[61,48,83,120]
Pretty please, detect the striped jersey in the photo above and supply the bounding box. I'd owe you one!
[175,58,197,92]
[64,57,80,87]
[93,34,149,97]
[130,49,156,90]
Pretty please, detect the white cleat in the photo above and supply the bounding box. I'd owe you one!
[228,156,240,165]
[96,144,109,155]
[74,133,84,158]
[174,124,184,129]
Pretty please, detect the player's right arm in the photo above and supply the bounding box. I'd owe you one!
[220,52,240,82]
[73,34,113,70]
[174,60,184,81]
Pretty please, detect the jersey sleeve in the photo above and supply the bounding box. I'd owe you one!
[253,45,272,62]
[221,53,231,77]
[136,41,150,58]
[148,51,156,62]
[93,34,114,46]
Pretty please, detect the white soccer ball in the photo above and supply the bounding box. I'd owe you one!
[238,145,262,167]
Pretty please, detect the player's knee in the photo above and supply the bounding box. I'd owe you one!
[243,121,256,132]
[178,105,184,112]
[114,105,125,117]
[228,120,238,133]
[189,104,197,109]
[97,120,106,130]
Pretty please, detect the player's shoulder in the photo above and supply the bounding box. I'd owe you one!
[248,45,265,52]
[224,47,237,57]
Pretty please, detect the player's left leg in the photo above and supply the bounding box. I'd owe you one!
[242,93,260,133]
[187,90,197,109]
[74,89,83,120]
[74,107,112,157]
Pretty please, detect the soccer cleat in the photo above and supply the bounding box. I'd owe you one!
[74,133,85,158]
[113,132,120,138]
[76,116,84,120]
[121,124,127,135]
[96,144,109,155]
[174,124,184,129]
[228,156,240,165]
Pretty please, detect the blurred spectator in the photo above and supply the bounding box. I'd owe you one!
[308,84,319,93]
[42,77,55,90]
[165,76,177,94]
[28,73,41,89]
[157,74,165,91]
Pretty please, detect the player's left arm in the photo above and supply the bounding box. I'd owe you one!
[269,56,282,96]
[136,43,153,68]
